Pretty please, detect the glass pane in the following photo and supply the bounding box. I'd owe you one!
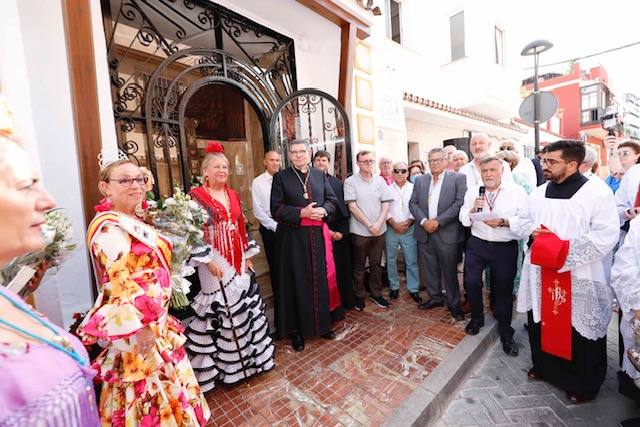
[390,1,401,44]
[272,92,350,180]
[450,11,465,61]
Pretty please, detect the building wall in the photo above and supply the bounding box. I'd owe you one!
[549,82,581,139]
[0,0,94,327]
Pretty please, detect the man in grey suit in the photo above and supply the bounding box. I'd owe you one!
[409,148,467,320]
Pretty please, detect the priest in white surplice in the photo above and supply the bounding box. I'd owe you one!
[611,218,640,404]
[515,140,619,403]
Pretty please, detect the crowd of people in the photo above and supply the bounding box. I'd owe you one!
[4,114,640,425]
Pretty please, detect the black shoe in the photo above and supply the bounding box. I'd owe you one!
[527,367,543,380]
[369,295,390,308]
[465,319,484,335]
[502,337,518,356]
[389,289,399,299]
[566,391,591,404]
[322,330,336,340]
[419,299,444,310]
[451,311,465,321]
[354,297,365,311]
[410,292,422,303]
[291,333,305,352]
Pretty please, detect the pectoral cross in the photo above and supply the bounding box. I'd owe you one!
[547,279,567,315]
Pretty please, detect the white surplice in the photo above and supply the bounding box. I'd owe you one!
[611,217,640,379]
[515,178,619,340]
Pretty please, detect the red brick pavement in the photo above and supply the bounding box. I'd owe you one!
[205,293,467,426]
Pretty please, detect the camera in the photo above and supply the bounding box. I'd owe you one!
[601,104,623,136]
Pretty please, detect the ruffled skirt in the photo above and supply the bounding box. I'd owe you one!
[185,265,275,392]
[94,316,210,427]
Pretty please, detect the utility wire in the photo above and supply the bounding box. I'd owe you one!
[523,40,640,70]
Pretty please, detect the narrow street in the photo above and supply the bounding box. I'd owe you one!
[437,315,640,426]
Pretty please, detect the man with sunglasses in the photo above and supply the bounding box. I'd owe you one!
[498,139,537,189]
[516,140,618,404]
[385,162,421,303]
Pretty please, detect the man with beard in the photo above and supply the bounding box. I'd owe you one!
[516,140,618,403]
[271,140,339,351]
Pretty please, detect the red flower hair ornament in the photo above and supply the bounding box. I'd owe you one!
[206,141,225,154]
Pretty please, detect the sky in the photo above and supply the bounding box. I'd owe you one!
[507,0,640,97]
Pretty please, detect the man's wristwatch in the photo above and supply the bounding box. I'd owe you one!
[498,218,507,227]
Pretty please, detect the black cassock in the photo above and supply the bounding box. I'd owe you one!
[271,166,338,339]
[326,174,355,311]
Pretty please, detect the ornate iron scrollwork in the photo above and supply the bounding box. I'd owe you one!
[102,0,297,195]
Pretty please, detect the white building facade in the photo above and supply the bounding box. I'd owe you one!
[350,0,529,165]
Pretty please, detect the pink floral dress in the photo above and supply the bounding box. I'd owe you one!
[78,211,210,426]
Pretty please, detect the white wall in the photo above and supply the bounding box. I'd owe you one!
[0,0,94,327]
[214,0,342,97]
[368,0,521,119]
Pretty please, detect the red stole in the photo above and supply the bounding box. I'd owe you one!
[300,218,341,311]
[530,225,572,360]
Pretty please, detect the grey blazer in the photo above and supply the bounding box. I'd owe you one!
[409,171,467,245]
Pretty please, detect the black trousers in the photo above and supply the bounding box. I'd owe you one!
[259,225,276,272]
[464,236,518,341]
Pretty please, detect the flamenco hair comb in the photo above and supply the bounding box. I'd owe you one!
[206,141,225,154]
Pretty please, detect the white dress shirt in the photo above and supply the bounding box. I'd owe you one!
[251,171,278,231]
[616,163,640,224]
[459,159,513,189]
[427,173,444,220]
[388,181,414,223]
[459,181,529,242]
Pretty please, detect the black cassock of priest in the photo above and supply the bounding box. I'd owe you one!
[270,139,340,352]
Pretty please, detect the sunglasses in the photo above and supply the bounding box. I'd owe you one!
[393,169,407,174]
[499,146,515,151]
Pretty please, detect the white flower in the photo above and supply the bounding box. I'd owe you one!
[188,200,199,210]
[163,198,176,207]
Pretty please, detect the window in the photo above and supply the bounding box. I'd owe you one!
[386,0,402,44]
[494,26,504,66]
[450,11,465,61]
[580,84,607,125]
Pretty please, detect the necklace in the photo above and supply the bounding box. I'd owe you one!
[0,291,88,366]
[205,185,235,230]
[292,166,311,200]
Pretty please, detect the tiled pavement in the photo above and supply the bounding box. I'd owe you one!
[437,315,640,427]
[204,292,467,426]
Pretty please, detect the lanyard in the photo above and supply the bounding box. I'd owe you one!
[484,188,502,212]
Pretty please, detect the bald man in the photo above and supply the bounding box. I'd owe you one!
[252,150,282,274]
[459,133,512,188]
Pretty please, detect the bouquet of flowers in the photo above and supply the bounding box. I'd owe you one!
[1,208,77,297]
[150,188,209,309]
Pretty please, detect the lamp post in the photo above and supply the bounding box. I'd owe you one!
[521,40,553,153]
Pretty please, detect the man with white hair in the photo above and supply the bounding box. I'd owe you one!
[578,145,598,179]
[459,133,512,188]
[451,150,469,172]
[443,144,457,171]
[498,139,537,189]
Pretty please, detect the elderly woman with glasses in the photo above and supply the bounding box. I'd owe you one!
[0,112,100,426]
[77,159,210,426]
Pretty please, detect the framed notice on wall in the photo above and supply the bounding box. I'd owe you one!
[357,114,375,145]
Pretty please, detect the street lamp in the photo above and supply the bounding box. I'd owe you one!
[521,40,553,153]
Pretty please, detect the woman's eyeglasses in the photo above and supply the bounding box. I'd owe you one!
[109,176,149,187]
[393,169,407,174]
